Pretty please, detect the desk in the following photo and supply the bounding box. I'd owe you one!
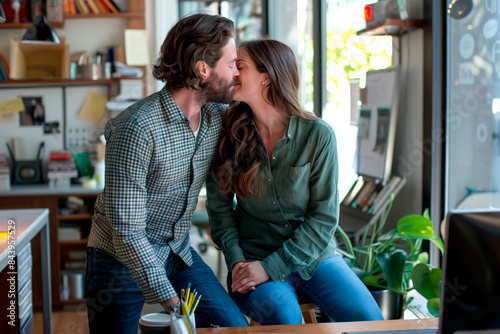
[0,209,52,334]
[197,318,439,334]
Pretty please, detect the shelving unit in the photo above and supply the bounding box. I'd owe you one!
[0,187,100,308]
[357,18,423,36]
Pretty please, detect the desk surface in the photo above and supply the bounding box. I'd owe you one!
[0,184,102,196]
[197,318,439,334]
[0,208,49,269]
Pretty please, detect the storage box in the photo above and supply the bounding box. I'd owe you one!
[10,38,70,79]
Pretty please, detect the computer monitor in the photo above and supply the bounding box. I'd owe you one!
[439,210,500,334]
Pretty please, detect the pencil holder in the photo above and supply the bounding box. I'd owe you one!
[170,312,195,334]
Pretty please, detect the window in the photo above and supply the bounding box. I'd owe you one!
[323,0,392,198]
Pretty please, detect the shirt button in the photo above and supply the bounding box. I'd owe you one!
[288,133,291,138]
[281,279,285,281]
[282,274,286,277]
[272,201,276,205]
[272,156,276,160]
[267,178,271,182]
[285,224,289,228]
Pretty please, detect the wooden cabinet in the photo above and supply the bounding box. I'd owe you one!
[0,187,100,309]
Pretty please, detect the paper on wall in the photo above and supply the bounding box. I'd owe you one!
[0,97,25,116]
[124,29,150,66]
[79,91,108,124]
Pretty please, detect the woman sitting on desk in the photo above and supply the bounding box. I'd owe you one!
[206,39,384,325]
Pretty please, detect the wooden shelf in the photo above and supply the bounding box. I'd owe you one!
[0,22,63,29]
[64,12,143,19]
[58,213,94,221]
[357,18,423,36]
[0,78,119,88]
[59,239,89,246]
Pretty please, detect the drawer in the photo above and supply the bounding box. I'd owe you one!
[19,290,33,328]
[17,243,32,266]
[18,276,32,303]
[18,265,32,293]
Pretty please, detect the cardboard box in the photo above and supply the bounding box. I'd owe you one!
[10,38,70,79]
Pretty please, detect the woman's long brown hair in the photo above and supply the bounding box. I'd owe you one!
[212,39,318,199]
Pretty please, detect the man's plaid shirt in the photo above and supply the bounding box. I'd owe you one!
[88,87,224,303]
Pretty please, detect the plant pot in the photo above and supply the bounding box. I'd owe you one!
[370,288,404,320]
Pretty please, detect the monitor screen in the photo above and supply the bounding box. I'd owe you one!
[440,210,500,334]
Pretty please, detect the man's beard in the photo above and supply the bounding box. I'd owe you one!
[197,71,234,105]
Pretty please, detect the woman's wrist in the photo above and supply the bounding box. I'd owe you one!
[232,260,246,269]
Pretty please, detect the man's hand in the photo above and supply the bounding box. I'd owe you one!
[231,261,270,294]
[160,296,180,313]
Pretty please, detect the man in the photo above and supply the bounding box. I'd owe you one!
[85,14,247,333]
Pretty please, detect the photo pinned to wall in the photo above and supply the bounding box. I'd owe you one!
[358,109,371,139]
[20,96,45,126]
[44,121,60,134]
[374,108,390,153]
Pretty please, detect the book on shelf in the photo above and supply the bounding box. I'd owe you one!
[95,0,111,13]
[102,0,119,13]
[350,179,377,209]
[75,0,90,14]
[46,0,64,23]
[368,175,403,214]
[361,183,383,212]
[341,176,364,206]
[58,224,81,241]
[85,0,100,14]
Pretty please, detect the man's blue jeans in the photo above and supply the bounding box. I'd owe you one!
[85,247,248,333]
[228,254,384,325]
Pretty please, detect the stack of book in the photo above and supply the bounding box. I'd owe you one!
[342,175,403,214]
[58,223,81,241]
[0,155,10,190]
[64,0,122,15]
[47,151,78,187]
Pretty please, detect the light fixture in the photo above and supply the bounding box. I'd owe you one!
[447,0,473,20]
[22,16,60,44]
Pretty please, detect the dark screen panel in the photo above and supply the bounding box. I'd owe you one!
[440,211,500,334]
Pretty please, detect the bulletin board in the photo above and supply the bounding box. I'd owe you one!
[0,85,109,161]
[356,67,399,184]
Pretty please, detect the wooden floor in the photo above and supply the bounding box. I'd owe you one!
[33,308,90,334]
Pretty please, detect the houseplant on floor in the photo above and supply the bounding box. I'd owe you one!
[336,194,444,319]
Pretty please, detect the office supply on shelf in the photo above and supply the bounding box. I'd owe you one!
[113,61,143,78]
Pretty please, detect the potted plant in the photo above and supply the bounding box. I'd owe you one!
[336,194,444,319]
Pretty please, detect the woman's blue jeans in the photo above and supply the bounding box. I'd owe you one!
[228,254,384,325]
[85,247,248,333]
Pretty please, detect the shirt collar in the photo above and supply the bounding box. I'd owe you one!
[160,86,217,126]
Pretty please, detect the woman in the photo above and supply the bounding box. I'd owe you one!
[206,39,383,325]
